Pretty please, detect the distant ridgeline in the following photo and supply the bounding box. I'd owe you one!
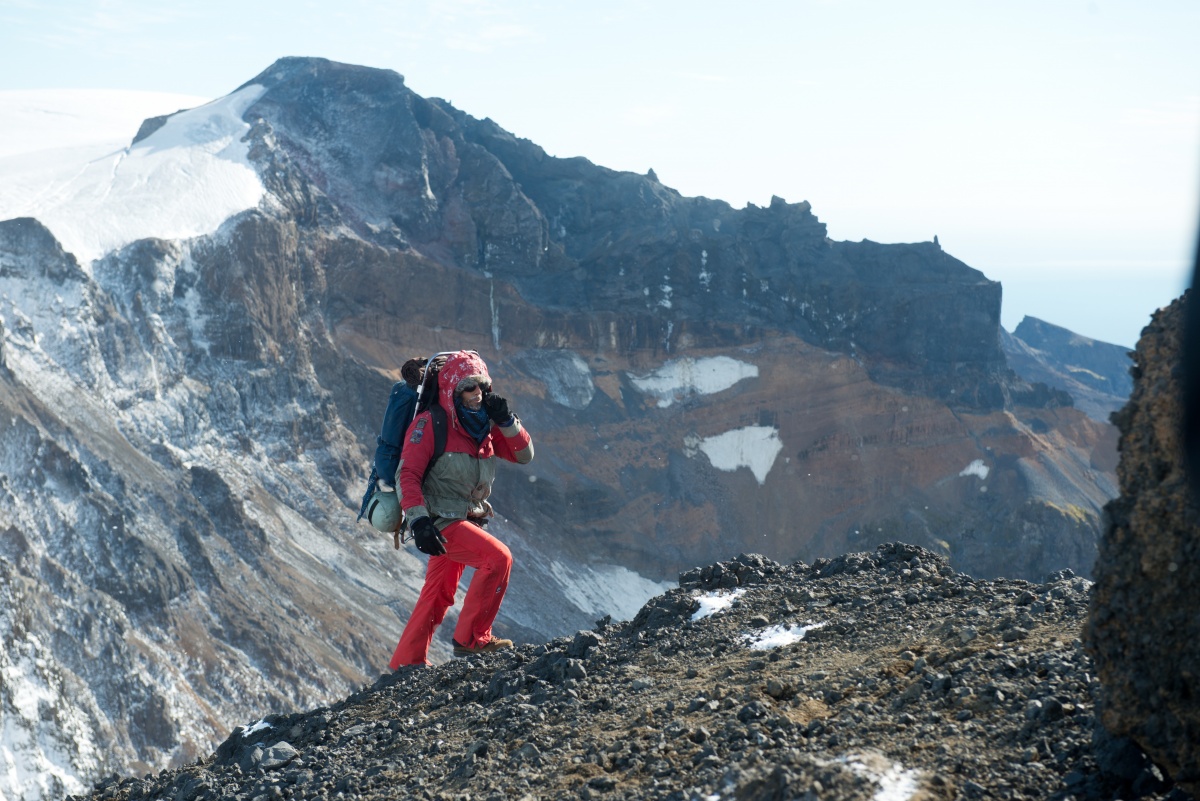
[0,56,1119,798]
[1002,316,1133,422]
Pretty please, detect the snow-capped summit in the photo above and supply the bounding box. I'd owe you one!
[0,89,210,158]
[0,87,264,269]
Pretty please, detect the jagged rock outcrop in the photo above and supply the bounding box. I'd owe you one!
[73,546,1171,801]
[1086,291,1200,795]
[244,57,1045,408]
[1002,316,1134,422]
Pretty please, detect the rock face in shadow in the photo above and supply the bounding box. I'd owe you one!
[1086,290,1200,794]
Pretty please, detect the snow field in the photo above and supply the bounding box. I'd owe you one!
[0,89,210,158]
[0,86,265,268]
[548,561,674,622]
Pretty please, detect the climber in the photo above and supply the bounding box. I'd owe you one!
[389,350,534,667]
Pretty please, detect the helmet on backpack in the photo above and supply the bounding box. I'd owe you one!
[366,488,402,534]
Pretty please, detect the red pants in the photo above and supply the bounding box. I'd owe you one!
[389,520,512,668]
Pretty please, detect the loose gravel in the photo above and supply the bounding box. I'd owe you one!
[74,543,1184,801]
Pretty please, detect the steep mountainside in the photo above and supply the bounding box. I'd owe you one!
[1002,316,1133,422]
[0,212,658,800]
[0,57,1117,798]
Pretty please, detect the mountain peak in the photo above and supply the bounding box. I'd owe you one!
[240,56,408,94]
[1003,315,1134,420]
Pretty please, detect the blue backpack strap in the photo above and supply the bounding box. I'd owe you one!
[424,405,448,481]
[356,466,379,522]
[374,382,419,482]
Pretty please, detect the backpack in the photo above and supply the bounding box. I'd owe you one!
[358,355,453,542]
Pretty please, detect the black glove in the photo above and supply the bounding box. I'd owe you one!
[482,392,513,425]
[411,517,447,556]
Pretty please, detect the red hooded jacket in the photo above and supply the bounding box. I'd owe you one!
[398,350,533,525]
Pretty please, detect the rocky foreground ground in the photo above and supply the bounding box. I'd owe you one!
[76,544,1181,801]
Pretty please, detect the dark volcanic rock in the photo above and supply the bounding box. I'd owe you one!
[1086,291,1200,795]
[243,57,1044,410]
[75,544,1159,801]
[453,111,1023,408]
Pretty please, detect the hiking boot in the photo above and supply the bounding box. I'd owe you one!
[452,636,513,656]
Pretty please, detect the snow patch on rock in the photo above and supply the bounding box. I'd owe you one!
[542,353,594,409]
[628,356,757,407]
[691,588,746,621]
[960,459,990,480]
[844,752,922,801]
[745,620,827,650]
[696,425,783,484]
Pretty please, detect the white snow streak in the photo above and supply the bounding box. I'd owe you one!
[548,561,673,621]
[628,356,757,407]
[698,425,783,484]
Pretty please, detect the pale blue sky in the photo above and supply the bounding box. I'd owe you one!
[2,0,1197,347]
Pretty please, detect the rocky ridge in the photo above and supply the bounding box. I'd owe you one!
[71,544,1176,801]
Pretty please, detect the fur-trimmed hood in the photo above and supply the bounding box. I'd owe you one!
[436,350,491,425]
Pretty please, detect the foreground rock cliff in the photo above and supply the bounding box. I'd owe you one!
[75,545,1170,801]
[1087,290,1200,795]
